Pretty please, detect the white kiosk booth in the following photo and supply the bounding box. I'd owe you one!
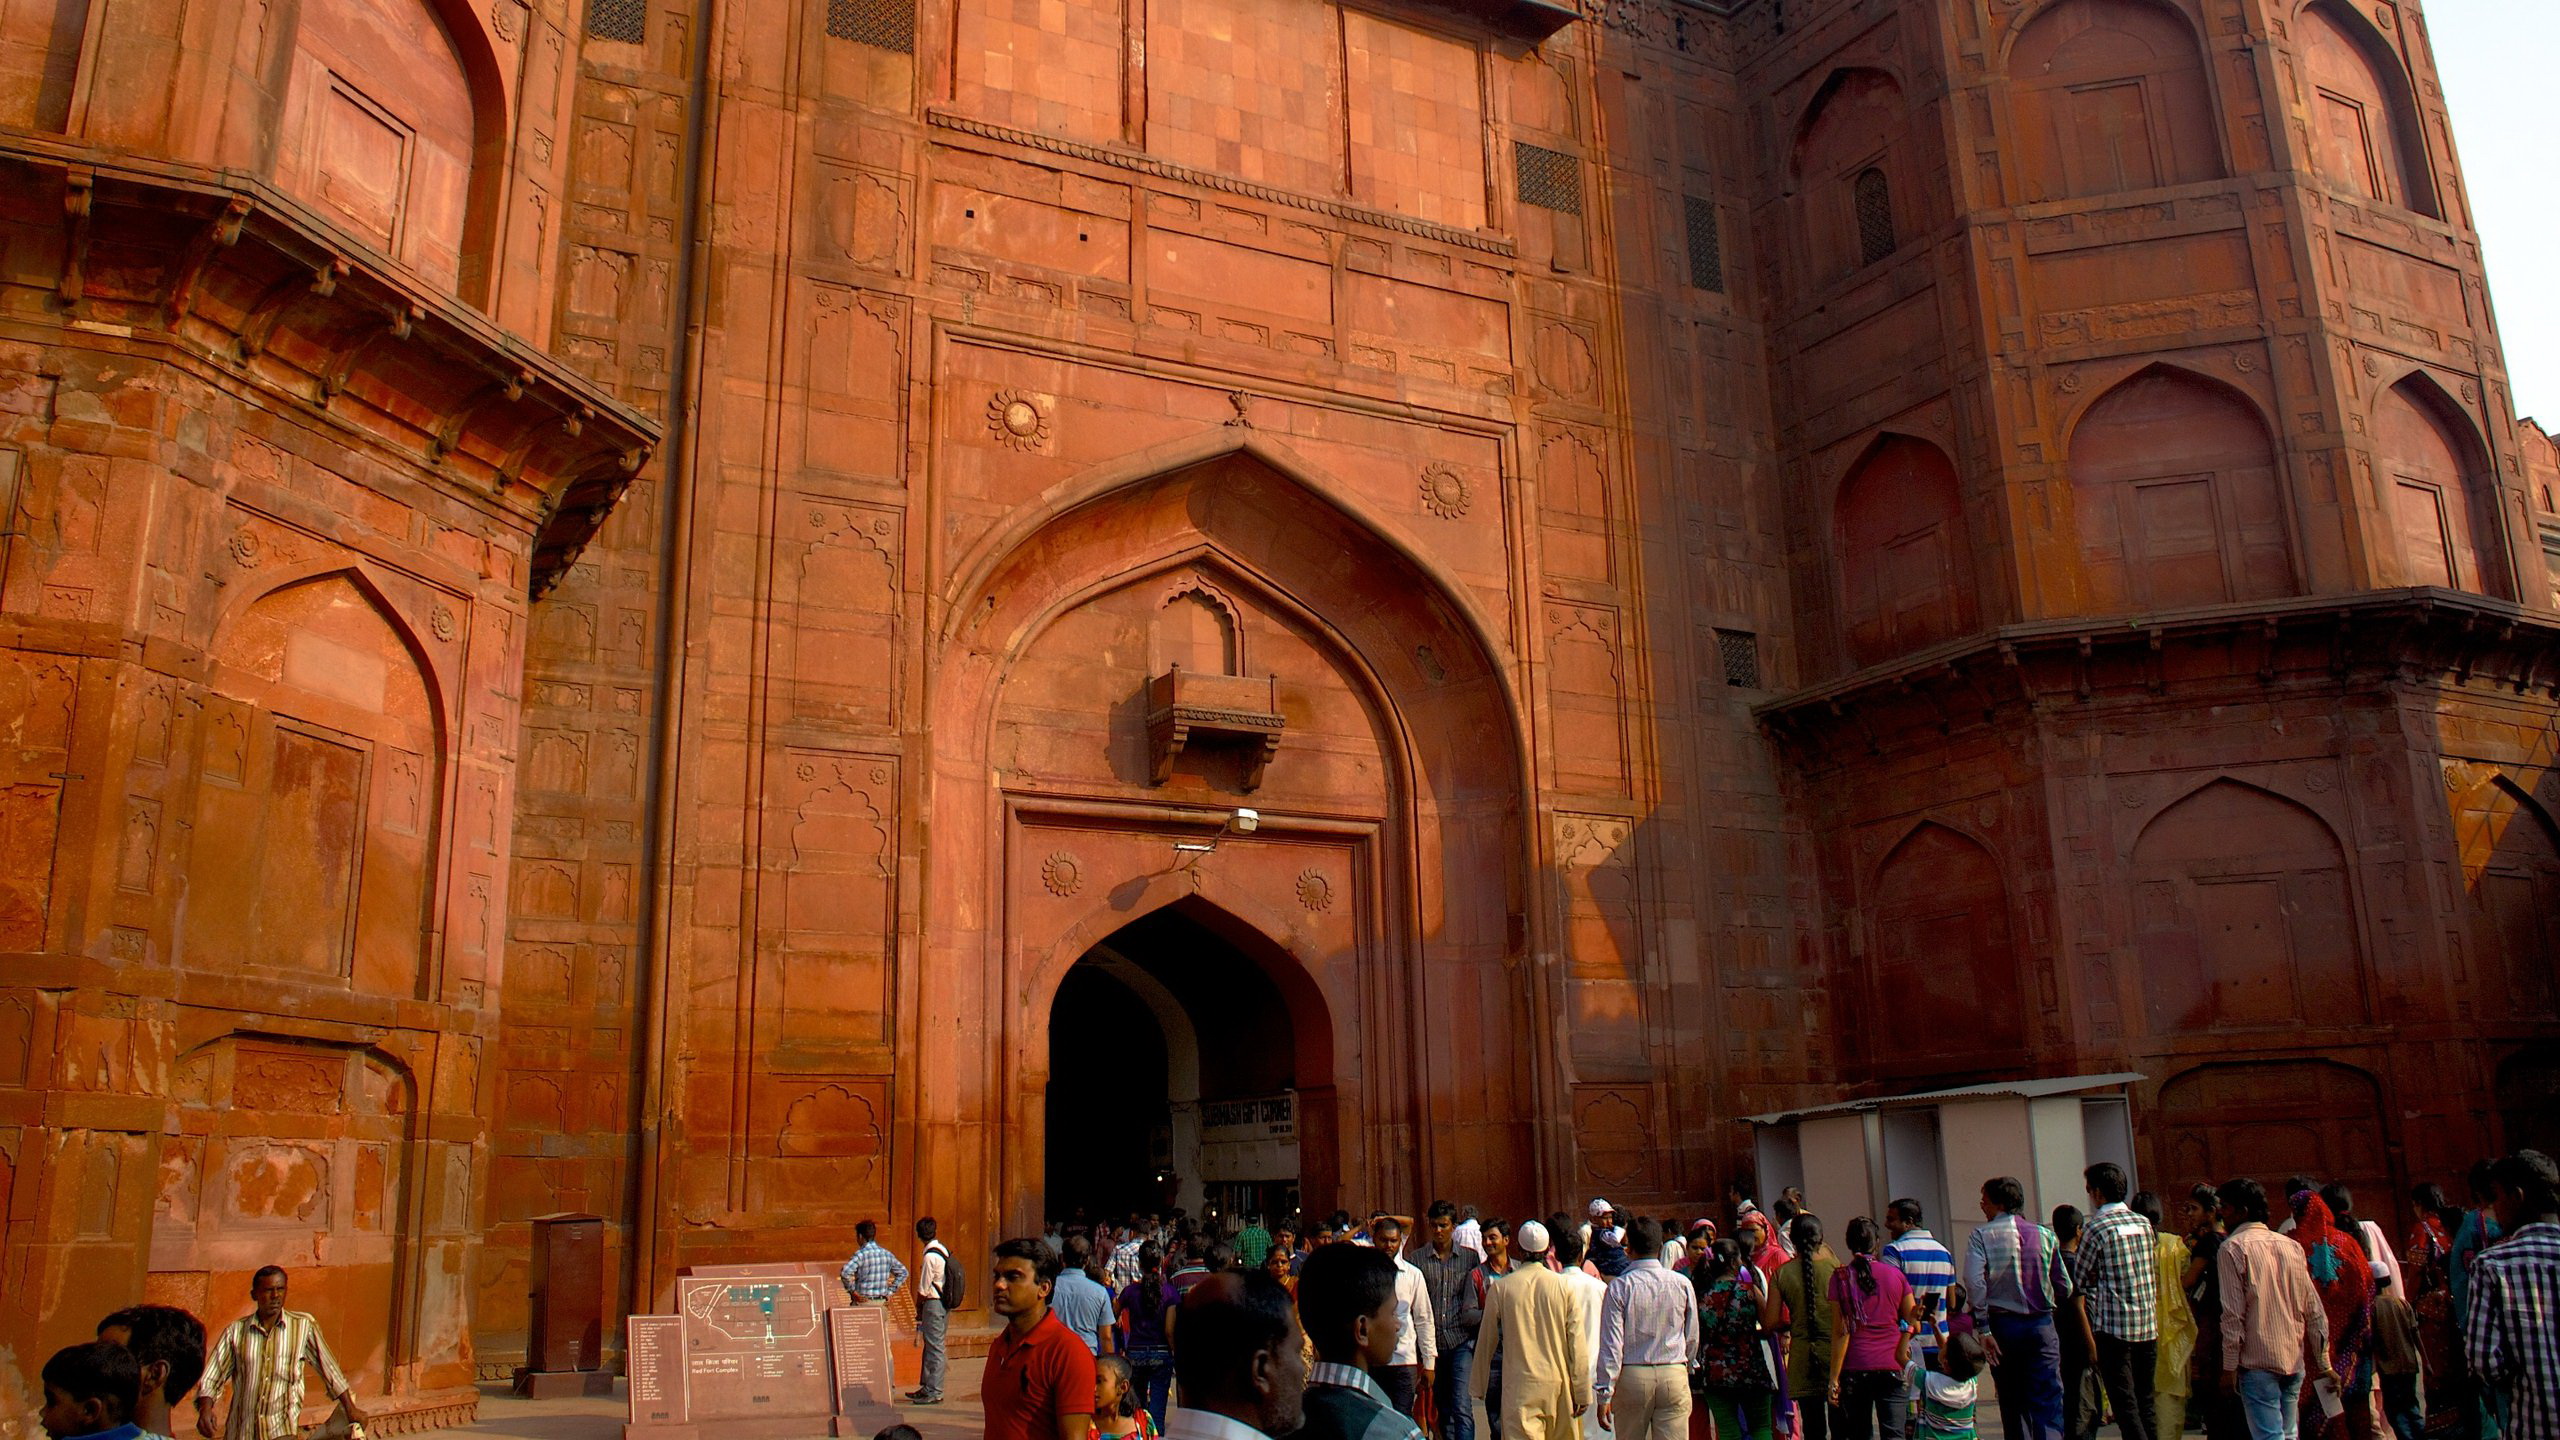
[1741,1073,2145,1254]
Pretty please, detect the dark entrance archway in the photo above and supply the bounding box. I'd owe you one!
[1045,904,1306,1228]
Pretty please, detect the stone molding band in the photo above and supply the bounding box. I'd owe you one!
[923,107,1520,259]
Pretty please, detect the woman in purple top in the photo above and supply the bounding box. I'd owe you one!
[1113,1242,1177,1429]
[1824,1216,1918,1440]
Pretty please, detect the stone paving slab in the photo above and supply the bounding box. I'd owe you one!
[463,1359,993,1440]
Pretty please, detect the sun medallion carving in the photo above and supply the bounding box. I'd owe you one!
[1041,851,1083,898]
[1296,869,1334,913]
[1419,463,1472,519]
[988,389,1052,450]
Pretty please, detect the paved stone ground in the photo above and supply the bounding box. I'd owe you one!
[460,1366,2073,1440]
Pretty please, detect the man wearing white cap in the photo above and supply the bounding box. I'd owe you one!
[1470,1220,1589,1440]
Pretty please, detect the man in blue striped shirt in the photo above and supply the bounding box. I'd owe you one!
[1885,1198,1958,1362]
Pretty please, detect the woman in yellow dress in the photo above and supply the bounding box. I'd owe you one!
[2133,1192,2198,1440]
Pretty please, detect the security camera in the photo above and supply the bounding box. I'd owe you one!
[1229,807,1259,834]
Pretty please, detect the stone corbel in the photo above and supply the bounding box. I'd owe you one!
[238,258,348,361]
[430,368,531,462]
[164,196,253,328]
[319,302,422,402]
[57,170,93,310]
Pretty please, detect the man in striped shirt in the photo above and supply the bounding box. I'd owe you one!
[194,1267,363,1440]
[1884,1199,1958,1363]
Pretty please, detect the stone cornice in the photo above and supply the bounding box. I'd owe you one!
[1757,589,2560,759]
[0,136,658,598]
[924,109,1519,259]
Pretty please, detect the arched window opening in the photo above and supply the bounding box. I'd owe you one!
[2376,376,2506,598]
[1792,69,1908,281]
[277,0,481,293]
[2011,0,2227,201]
[2064,367,2295,614]
[2299,0,2438,217]
[1833,435,1978,666]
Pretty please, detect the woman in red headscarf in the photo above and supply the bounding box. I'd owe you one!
[2290,1190,2375,1440]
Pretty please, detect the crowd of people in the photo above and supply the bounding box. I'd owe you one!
[907,1151,2558,1440]
[32,1264,367,1440]
[24,1150,2554,1440]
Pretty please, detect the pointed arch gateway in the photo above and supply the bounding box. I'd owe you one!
[921,434,1547,1240]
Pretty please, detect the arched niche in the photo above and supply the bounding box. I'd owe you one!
[2375,375,2506,598]
[2496,1045,2560,1157]
[1792,68,1908,280]
[1862,823,2023,1078]
[2010,0,2226,201]
[2157,1059,2389,1213]
[2066,365,2294,614]
[1832,434,1978,666]
[2133,779,2363,1036]
[187,572,443,1000]
[2297,0,2438,217]
[275,0,507,297]
[2451,776,2560,1021]
[931,438,1541,1229]
[158,1036,418,1390]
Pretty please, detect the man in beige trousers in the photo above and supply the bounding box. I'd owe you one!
[1470,1221,1591,1440]
[1594,1218,1697,1440]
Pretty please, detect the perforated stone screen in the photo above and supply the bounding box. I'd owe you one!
[828,0,916,52]
[1855,167,1896,266]
[586,0,644,43]
[1515,142,1583,215]
[1683,193,1724,292]
[1716,628,1762,689]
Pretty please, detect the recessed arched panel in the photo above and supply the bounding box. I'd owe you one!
[2011,0,2226,201]
[189,574,442,1000]
[277,0,480,290]
[1833,435,1978,666]
[1794,68,1908,279]
[2066,366,2294,614]
[2134,780,2362,1035]
[2298,1,2437,217]
[2375,376,2506,597]
[2497,1045,2560,1157]
[2453,777,2560,1020]
[2157,1060,2388,1211]
[1864,823,2022,1076]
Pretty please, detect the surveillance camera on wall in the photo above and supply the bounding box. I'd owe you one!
[1229,808,1259,834]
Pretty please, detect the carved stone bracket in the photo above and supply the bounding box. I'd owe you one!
[1144,665,1285,791]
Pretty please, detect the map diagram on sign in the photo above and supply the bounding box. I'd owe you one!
[683,1280,825,1343]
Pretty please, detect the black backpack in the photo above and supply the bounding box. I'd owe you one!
[932,1242,967,1308]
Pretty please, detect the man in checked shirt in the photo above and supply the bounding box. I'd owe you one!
[841,1217,913,1304]
[194,1267,365,1440]
[2070,1164,2160,1440]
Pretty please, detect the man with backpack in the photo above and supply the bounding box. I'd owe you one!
[912,1216,964,1406]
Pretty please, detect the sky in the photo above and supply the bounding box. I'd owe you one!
[2425,0,2560,426]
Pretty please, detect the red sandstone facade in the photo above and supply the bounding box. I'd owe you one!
[2,0,2555,1424]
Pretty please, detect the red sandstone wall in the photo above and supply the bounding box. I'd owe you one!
[1,0,2553,1397]
[1751,0,2560,1233]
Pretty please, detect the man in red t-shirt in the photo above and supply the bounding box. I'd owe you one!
[986,1237,1098,1440]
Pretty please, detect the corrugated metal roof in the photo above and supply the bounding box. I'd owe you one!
[1740,1071,2147,1127]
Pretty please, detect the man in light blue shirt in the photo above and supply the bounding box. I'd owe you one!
[1053,1232,1121,1355]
